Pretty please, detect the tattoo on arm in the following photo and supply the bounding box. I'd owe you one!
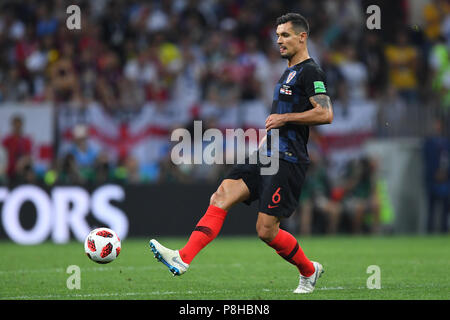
[310,94,332,110]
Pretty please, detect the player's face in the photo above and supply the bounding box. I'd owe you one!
[276,22,304,60]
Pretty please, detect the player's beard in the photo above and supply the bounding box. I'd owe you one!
[280,47,292,60]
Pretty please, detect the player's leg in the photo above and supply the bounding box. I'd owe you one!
[177,178,250,264]
[257,160,324,293]
[257,211,315,275]
[150,178,250,275]
[256,211,280,242]
[256,211,323,293]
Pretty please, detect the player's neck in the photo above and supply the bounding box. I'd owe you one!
[288,49,310,68]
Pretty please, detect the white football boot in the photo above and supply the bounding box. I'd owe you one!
[293,261,324,293]
[149,239,189,276]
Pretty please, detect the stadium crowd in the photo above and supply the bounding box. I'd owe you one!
[0,0,449,234]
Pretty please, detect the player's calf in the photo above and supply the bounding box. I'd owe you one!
[256,213,280,243]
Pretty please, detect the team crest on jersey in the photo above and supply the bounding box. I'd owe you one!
[280,84,292,95]
[286,71,296,83]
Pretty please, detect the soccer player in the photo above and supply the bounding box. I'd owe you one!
[150,13,334,294]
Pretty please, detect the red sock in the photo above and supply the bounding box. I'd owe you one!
[267,229,315,277]
[179,205,228,264]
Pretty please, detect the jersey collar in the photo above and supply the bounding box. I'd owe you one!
[288,58,314,70]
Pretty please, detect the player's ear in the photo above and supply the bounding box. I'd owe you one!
[299,31,307,43]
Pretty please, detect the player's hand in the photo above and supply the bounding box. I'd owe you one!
[265,114,287,131]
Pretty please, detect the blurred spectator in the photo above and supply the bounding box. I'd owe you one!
[1,115,33,185]
[93,151,113,185]
[63,124,98,182]
[338,43,369,101]
[47,44,81,104]
[14,152,36,184]
[376,85,407,137]
[429,37,450,111]
[95,50,124,112]
[171,39,205,121]
[317,79,377,182]
[320,51,344,101]
[35,2,59,38]
[158,155,191,184]
[324,0,364,44]
[0,67,30,102]
[124,46,159,88]
[340,157,381,234]
[56,153,85,185]
[423,118,449,233]
[297,146,343,235]
[423,0,450,43]
[114,155,144,185]
[385,29,419,105]
[360,31,388,97]
[255,45,286,108]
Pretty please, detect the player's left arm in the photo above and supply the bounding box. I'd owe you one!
[265,66,333,130]
[265,94,333,130]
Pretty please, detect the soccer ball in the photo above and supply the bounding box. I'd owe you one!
[84,227,121,264]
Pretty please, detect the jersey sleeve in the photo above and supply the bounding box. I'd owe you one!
[301,65,328,98]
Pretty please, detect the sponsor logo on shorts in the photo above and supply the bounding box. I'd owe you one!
[268,187,281,209]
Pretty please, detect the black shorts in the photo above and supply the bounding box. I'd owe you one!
[225,158,309,218]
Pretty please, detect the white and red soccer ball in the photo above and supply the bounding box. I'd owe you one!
[84,228,121,264]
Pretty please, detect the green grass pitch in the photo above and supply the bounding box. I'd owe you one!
[0,235,449,300]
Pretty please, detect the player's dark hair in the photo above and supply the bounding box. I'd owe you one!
[276,13,309,36]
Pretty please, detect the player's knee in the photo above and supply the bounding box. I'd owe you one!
[210,184,228,209]
[210,180,248,211]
